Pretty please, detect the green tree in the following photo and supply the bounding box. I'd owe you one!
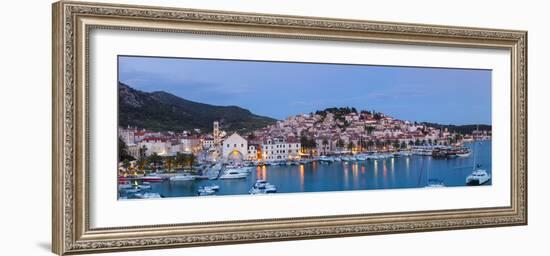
[121,159,131,171]
[183,154,196,168]
[137,157,148,173]
[400,141,407,149]
[164,156,175,172]
[118,137,135,162]
[139,145,147,159]
[147,153,162,171]
[392,140,400,149]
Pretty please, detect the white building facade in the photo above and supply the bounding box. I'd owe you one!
[261,137,301,161]
[222,133,248,161]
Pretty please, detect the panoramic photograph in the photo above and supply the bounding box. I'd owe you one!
[117,56,492,199]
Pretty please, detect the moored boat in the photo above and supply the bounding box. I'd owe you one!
[141,175,164,182]
[219,170,248,179]
[169,174,196,181]
[134,192,161,199]
[466,168,491,185]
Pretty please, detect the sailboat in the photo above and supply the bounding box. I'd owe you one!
[465,134,491,185]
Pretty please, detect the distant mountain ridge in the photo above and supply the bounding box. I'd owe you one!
[118,82,276,133]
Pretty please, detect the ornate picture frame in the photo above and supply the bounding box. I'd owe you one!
[52,1,527,255]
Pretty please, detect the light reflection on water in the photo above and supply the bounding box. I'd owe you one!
[121,141,492,198]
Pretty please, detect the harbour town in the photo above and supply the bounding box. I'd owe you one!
[118,108,492,199]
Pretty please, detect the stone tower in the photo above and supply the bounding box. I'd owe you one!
[213,121,220,147]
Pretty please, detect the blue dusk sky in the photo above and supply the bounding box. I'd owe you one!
[118,56,491,125]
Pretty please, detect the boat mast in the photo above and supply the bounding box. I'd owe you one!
[472,124,478,171]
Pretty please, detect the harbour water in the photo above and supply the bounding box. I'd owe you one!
[120,141,491,199]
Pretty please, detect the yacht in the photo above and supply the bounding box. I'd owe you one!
[169,174,196,181]
[219,170,248,179]
[466,168,491,185]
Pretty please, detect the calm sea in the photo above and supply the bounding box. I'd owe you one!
[120,141,492,198]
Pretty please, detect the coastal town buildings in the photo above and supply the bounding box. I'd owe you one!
[119,109,491,163]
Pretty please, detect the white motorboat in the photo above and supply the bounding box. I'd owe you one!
[197,187,216,196]
[319,156,334,163]
[118,183,133,189]
[425,179,445,188]
[466,168,491,185]
[206,184,220,191]
[394,151,412,157]
[137,184,151,189]
[169,174,196,181]
[124,188,140,193]
[456,148,471,157]
[134,192,161,199]
[249,180,277,194]
[219,170,248,179]
[355,154,367,161]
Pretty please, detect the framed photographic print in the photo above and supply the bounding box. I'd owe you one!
[52,1,527,255]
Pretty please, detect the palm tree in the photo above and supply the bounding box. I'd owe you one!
[164,156,175,172]
[175,152,186,169]
[137,157,148,174]
[147,153,162,171]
